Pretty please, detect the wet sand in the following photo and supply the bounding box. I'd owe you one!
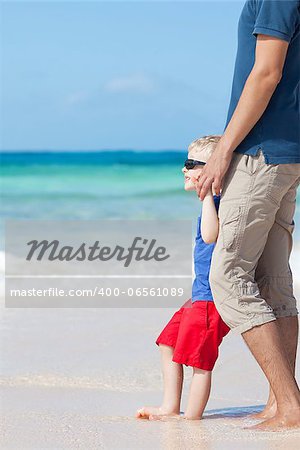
[2,386,300,450]
[1,303,300,449]
[1,248,300,449]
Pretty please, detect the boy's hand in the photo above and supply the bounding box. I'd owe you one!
[194,144,233,200]
[191,177,213,200]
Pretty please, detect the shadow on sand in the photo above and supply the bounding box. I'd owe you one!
[204,404,264,419]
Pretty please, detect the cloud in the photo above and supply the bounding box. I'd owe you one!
[103,73,156,94]
[64,73,157,108]
[65,91,89,106]
[63,72,221,114]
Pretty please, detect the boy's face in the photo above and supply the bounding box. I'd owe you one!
[182,152,205,191]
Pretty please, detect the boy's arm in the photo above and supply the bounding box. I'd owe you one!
[200,189,219,244]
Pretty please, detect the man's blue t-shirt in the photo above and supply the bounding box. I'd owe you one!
[192,195,220,302]
[225,0,300,164]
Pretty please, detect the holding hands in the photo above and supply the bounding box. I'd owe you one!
[192,143,233,200]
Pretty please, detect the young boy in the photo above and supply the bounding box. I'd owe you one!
[136,135,230,420]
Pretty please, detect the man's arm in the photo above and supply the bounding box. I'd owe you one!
[195,35,289,201]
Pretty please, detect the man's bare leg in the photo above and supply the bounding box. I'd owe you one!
[252,315,299,420]
[242,320,300,430]
[136,344,183,419]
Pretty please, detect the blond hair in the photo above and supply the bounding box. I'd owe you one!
[188,135,221,162]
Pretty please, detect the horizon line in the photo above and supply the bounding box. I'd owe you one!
[0,148,186,153]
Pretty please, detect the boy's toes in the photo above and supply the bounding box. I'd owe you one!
[135,408,147,419]
[136,406,158,419]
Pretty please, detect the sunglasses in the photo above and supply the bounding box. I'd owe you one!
[184,159,206,170]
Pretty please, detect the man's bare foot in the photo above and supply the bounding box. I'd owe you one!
[250,403,277,420]
[249,407,300,431]
[135,406,179,420]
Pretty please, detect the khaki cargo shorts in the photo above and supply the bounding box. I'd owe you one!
[209,150,300,334]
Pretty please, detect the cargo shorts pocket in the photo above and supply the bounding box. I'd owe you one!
[266,168,300,207]
[221,206,243,250]
[244,152,262,175]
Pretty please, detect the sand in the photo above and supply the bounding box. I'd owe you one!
[1,303,300,449]
[1,248,300,449]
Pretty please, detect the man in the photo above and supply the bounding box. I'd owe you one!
[195,0,300,430]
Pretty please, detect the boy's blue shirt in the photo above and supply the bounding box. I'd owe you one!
[225,0,300,164]
[192,195,220,302]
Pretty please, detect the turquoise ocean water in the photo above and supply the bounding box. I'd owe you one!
[1,151,300,251]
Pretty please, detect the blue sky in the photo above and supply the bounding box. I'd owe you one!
[1,1,244,151]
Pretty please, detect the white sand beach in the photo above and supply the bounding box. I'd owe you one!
[1,247,300,449]
[1,313,300,448]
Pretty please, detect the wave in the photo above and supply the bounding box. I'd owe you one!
[0,251,4,275]
[1,187,185,201]
[0,369,162,392]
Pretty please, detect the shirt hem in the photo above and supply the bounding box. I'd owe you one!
[234,148,300,164]
[192,298,214,302]
[253,26,291,43]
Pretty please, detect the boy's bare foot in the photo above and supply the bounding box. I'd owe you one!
[249,407,300,431]
[183,414,202,420]
[148,413,202,421]
[148,413,181,421]
[135,406,179,420]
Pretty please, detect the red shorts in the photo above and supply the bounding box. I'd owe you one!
[156,299,230,371]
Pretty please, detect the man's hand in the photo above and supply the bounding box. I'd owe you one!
[194,142,233,200]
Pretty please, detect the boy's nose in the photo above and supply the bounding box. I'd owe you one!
[182,167,187,174]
